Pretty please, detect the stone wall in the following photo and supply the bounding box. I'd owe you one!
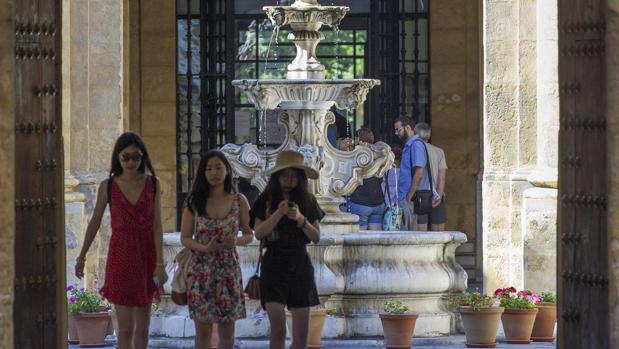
[522,0,559,293]
[137,0,177,232]
[0,2,15,347]
[480,0,558,295]
[62,0,124,289]
[430,0,481,280]
[608,0,619,344]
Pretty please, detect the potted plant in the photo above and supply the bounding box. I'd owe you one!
[494,287,539,344]
[66,284,81,344]
[285,307,327,348]
[531,292,557,342]
[451,291,504,348]
[379,300,418,348]
[71,288,112,347]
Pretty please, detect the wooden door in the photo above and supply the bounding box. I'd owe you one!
[13,0,65,347]
[557,0,608,347]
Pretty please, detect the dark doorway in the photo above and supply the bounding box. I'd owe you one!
[557,0,608,347]
[13,0,66,347]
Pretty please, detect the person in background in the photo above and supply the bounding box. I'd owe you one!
[336,137,354,151]
[393,116,431,230]
[382,146,402,207]
[347,127,385,231]
[413,122,448,231]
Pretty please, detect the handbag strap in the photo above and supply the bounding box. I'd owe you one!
[410,139,434,193]
[255,239,264,275]
[384,171,391,206]
[421,141,434,192]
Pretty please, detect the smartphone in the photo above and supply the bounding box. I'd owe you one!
[288,201,295,208]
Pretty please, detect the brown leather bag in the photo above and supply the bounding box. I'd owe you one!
[244,240,264,300]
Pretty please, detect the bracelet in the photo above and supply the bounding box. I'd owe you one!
[297,216,307,229]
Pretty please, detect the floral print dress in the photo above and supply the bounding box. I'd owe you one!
[187,194,246,323]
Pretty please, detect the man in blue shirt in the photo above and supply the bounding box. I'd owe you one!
[393,116,431,230]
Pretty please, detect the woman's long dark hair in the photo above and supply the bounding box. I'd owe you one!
[109,132,156,177]
[261,168,313,215]
[186,150,237,217]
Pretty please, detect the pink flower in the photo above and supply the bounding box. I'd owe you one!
[494,288,505,296]
[507,286,517,293]
[529,294,541,304]
[517,290,527,297]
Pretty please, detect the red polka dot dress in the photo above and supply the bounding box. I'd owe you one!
[100,176,160,307]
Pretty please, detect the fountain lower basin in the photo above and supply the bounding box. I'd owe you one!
[151,231,467,338]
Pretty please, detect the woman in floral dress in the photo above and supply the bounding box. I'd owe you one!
[180,150,253,349]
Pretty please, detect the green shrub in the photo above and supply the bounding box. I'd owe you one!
[383,300,410,315]
[451,291,496,311]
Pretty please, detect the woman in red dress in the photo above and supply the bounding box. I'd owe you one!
[76,132,168,349]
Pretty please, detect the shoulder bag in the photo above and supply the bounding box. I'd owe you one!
[411,141,434,215]
[244,239,264,300]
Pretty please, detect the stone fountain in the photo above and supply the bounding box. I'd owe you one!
[221,0,393,234]
[152,0,467,340]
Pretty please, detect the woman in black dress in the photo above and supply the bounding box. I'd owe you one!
[251,150,324,349]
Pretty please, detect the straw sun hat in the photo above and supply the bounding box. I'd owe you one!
[263,150,319,179]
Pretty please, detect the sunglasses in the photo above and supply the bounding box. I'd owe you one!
[119,153,143,162]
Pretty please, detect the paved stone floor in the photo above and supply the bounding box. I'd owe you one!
[69,335,557,348]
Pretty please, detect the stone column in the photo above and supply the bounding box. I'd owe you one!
[62,0,124,289]
[0,0,15,346]
[522,0,559,293]
[482,0,537,293]
[64,175,87,288]
[607,0,619,345]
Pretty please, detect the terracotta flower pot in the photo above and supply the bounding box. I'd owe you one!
[308,309,327,348]
[379,313,418,349]
[68,313,80,344]
[501,308,539,344]
[285,309,327,348]
[74,311,112,347]
[106,315,114,336]
[531,302,556,342]
[459,306,504,348]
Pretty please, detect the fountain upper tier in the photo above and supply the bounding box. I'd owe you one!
[232,79,380,110]
[261,1,350,79]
